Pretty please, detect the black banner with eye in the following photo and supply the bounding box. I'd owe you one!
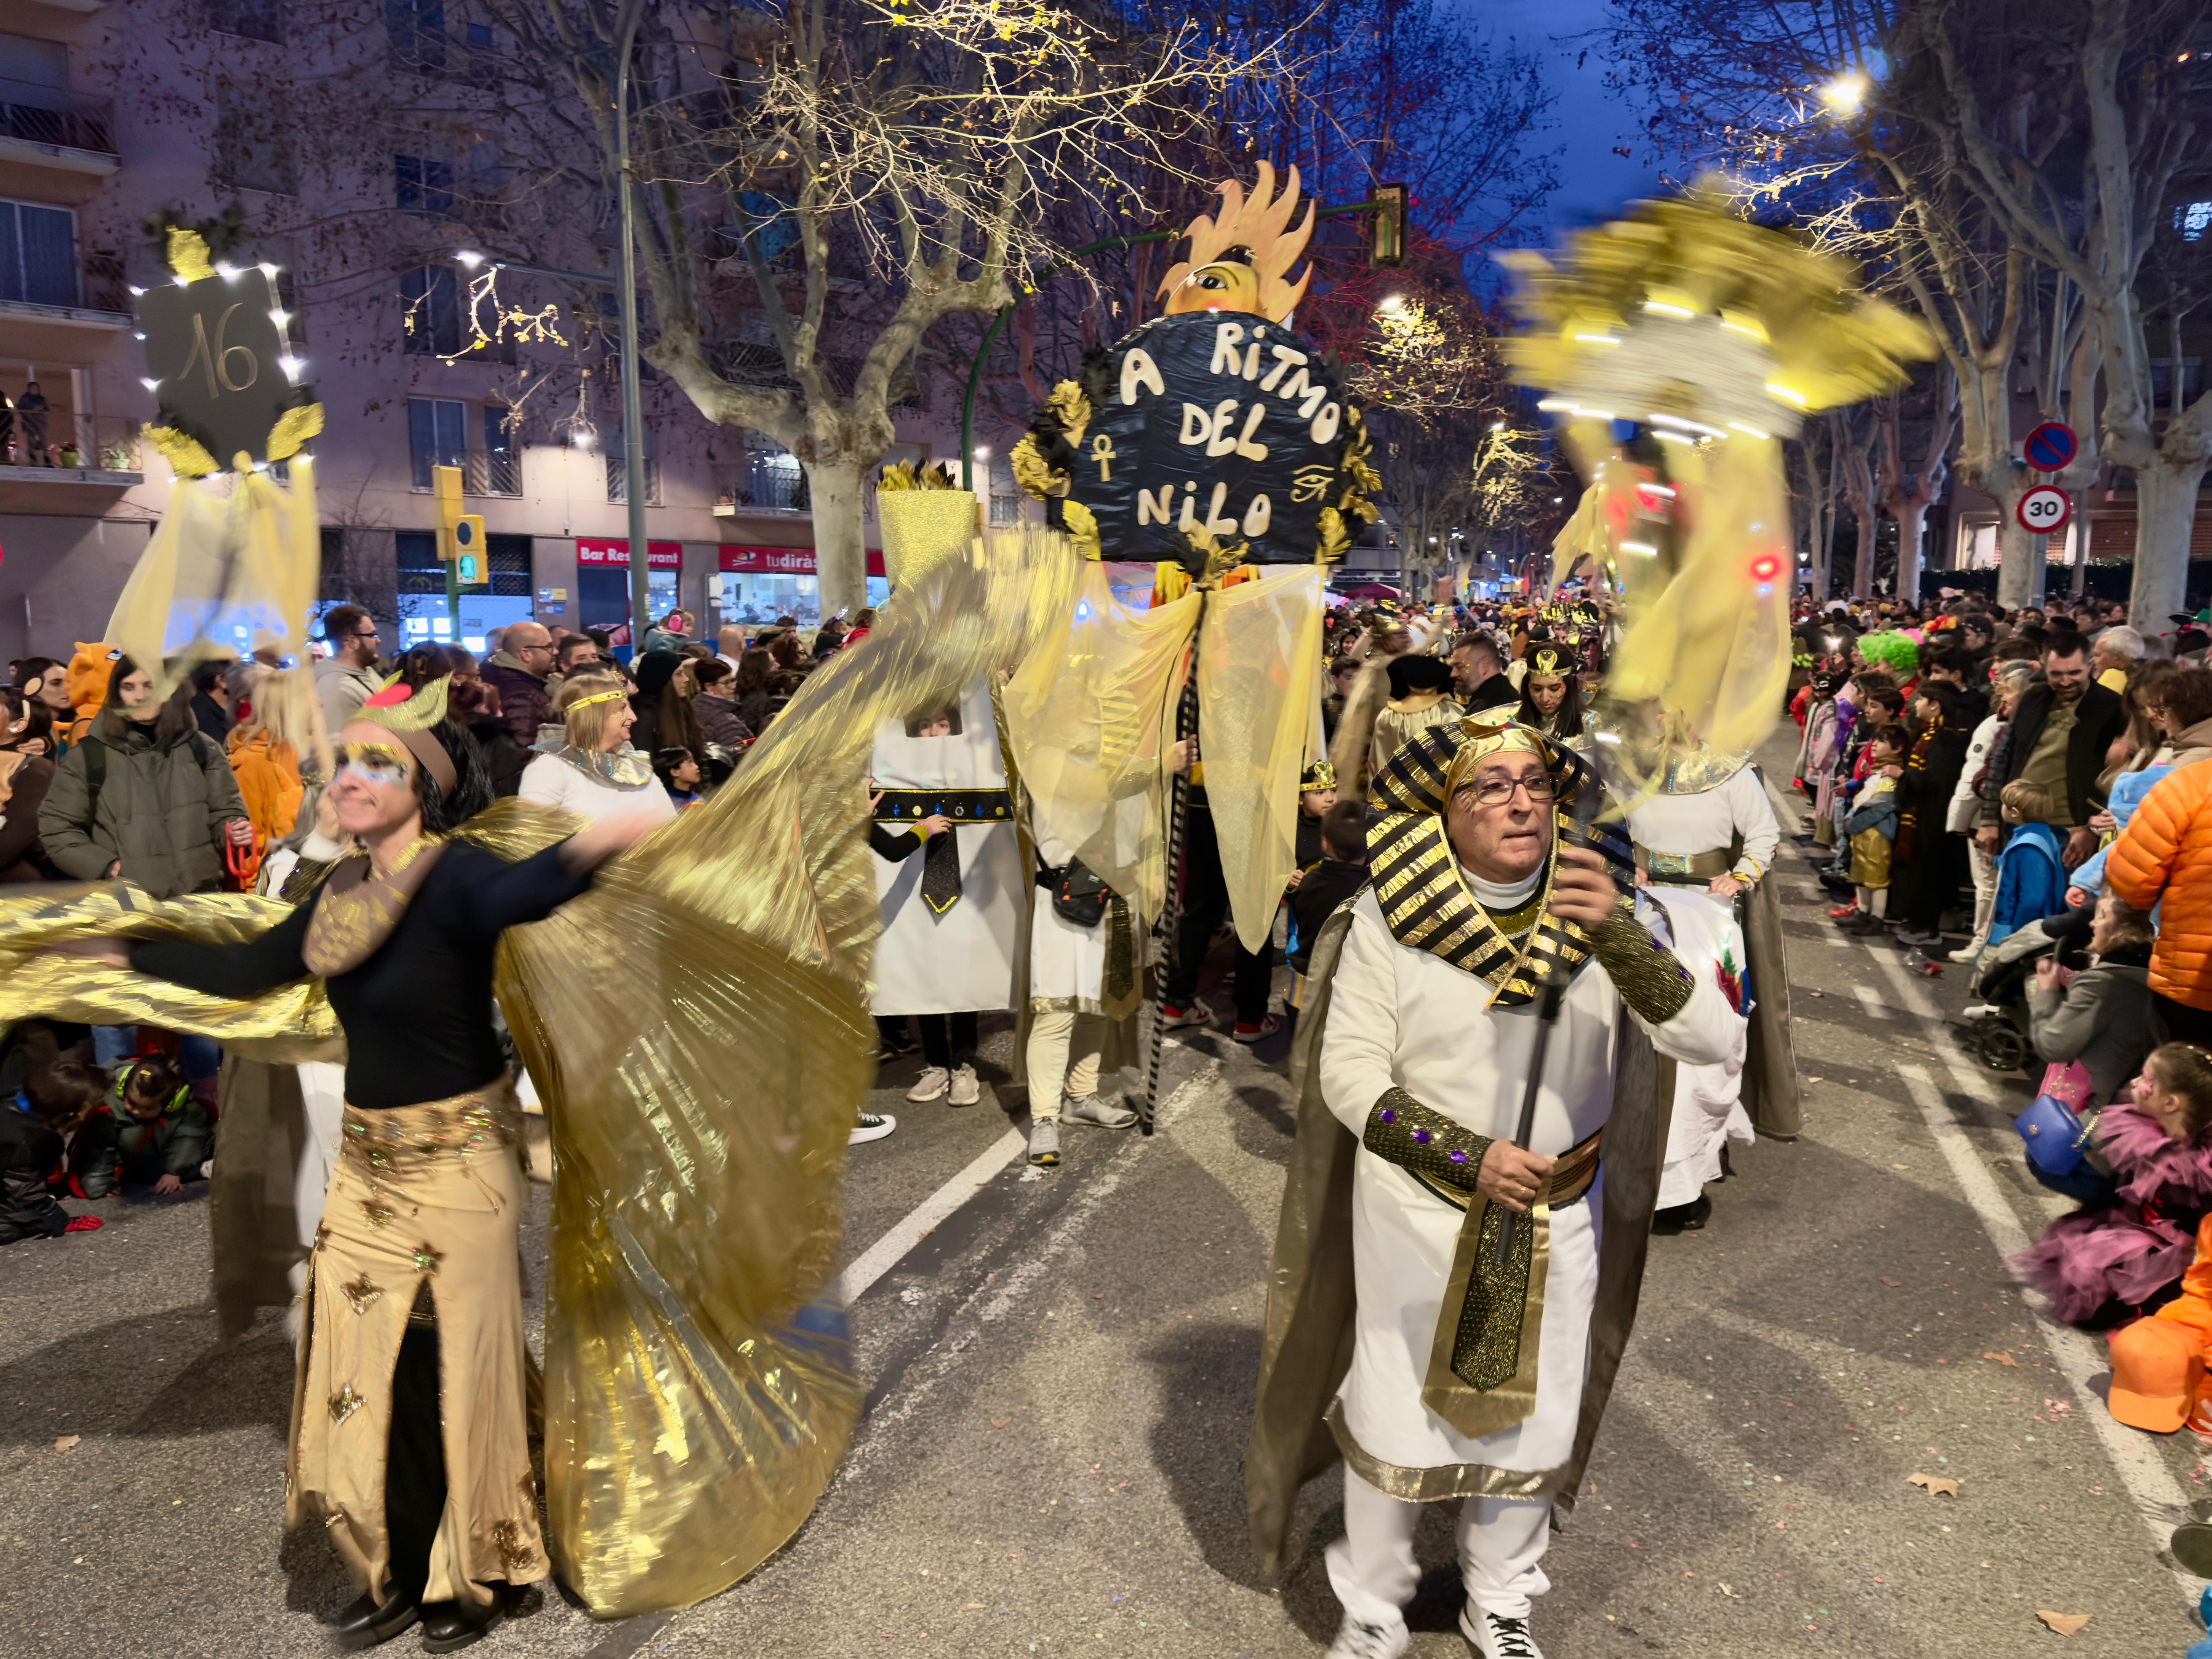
[1067,311,1353,566]
[137,266,307,468]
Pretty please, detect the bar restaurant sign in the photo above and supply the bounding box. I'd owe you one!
[1017,309,1372,566]
[575,538,682,569]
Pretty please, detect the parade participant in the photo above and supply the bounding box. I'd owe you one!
[1020,800,1141,1169]
[1294,760,1340,870]
[1513,642,1586,748]
[518,673,679,827]
[1795,663,1844,851]
[54,678,660,1650]
[1365,655,1465,786]
[1248,719,1747,1659]
[869,684,1023,1108]
[1623,725,1797,1230]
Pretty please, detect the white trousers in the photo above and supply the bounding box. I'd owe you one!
[1325,1465,1552,1625]
[292,1060,347,1251]
[1964,839,1998,955]
[1024,1008,1103,1122]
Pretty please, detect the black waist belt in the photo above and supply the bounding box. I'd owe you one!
[872,788,1011,825]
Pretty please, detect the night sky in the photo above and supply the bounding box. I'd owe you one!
[1479,0,1668,235]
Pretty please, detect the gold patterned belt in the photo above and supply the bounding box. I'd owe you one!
[1419,1127,1602,1443]
[1410,1126,1602,1212]
[1635,845,1732,882]
[340,1079,522,1176]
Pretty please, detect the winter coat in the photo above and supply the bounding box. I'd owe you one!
[479,654,551,752]
[695,695,753,751]
[1990,823,2066,946]
[0,753,54,881]
[227,728,302,842]
[71,1077,211,1196]
[1945,713,2002,835]
[1978,679,2128,830]
[2106,756,2212,1012]
[2026,944,2157,1107]
[314,657,379,737]
[38,721,248,898]
[2013,1105,2212,1323]
[0,1101,66,1244]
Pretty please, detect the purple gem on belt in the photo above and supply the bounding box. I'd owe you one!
[1379,1108,1397,1124]
[1448,1149,1469,1164]
[1413,1129,1432,1144]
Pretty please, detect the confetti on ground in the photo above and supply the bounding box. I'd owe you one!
[53,1435,79,1452]
[1908,1473,1961,1498]
[2034,1610,2090,1637]
[1880,1277,1901,1287]
[1983,1352,2020,1367]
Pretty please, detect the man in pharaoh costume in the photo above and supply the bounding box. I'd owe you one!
[1620,725,1798,1231]
[1247,718,1747,1659]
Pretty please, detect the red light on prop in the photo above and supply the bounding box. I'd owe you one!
[1748,553,1783,582]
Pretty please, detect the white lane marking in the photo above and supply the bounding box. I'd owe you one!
[1762,770,1806,832]
[833,1128,1026,1303]
[1850,982,1888,1019]
[1894,1063,2196,1577]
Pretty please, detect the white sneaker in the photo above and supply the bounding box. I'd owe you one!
[849,1112,896,1145]
[1960,1004,2000,1022]
[906,1066,950,1103]
[947,1063,981,1107]
[1948,944,1982,965]
[1460,1606,1543,1659]
[1325,1614,1409,1659]
[1063,1093,1138,1129]
[1027,1118,1060,1166]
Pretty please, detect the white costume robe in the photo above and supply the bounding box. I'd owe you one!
[868,679,1023,1017]
[1626,766,1778,1207]
[1318,882,1744,1484]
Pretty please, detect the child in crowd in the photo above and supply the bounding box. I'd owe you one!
[1797,665,1844,850]
[2015,1042,2212,1331]
[1290,759,1338,874]
[1986,779,2067,951]
[654,746,704,808]
[2026,893,2158,1112]
[1287,800,1369,1018]
[0,1058,108,1241]
[1836,723,1907,934]
[72,1054,209,1197]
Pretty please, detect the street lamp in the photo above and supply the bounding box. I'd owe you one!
[1821,71,1867,114]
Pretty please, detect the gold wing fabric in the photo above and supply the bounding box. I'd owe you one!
[1003,563,1322,954]
[0,528,1079,1618]
[107,455,324,699]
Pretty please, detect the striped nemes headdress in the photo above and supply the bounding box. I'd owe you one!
[1364,717,1630,1007]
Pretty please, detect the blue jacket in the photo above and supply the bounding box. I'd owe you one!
[1990,823,2066,945]
[1842,776,1898,840]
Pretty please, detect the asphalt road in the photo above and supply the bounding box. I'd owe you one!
[3,732,2208,1658]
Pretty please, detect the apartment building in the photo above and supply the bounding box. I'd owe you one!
[0,0,960,665]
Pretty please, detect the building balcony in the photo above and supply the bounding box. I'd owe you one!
[0,415,143,510]
[0,82,120,176]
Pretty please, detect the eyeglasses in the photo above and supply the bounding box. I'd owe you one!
[1462,774,1555,808]
[351,627,380,640]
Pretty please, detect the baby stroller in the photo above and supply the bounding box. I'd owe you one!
[1961,902,2094,1073]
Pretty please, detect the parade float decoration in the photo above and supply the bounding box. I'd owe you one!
[1001,165,1383,1123]
[1505,186,1932,777]
[110,226,324,696]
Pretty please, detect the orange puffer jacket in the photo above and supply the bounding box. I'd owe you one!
[2106,756,2212,1011]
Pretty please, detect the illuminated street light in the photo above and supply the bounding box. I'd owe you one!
[1379,295,1405,311]
[1821,72,1867,114]
[455,250,486,268]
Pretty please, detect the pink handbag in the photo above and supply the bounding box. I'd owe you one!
[2037,1058,2094,1112]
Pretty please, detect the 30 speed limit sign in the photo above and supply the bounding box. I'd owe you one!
[2017,485,2072,535]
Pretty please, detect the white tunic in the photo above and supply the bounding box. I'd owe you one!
[870,678,1023,1017]
[1626,772,1773,1206]
[517,751,680,826]
[1027,822,1109,1007]
[1319,882,1742,1473]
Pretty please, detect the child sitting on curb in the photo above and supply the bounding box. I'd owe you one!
[1,1058,109,1242]
[72,1053,209,1198]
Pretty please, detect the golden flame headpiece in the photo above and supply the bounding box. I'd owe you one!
[1157,162,1316,324]
[349,675,456,794]
[1300,759,1338,794]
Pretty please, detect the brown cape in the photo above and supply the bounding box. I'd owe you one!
[1244,902,1677,1582]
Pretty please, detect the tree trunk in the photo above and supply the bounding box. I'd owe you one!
[1894,499,1930,607]
[807,454,871,619]
[2129,454,2209,631]
[1850,507,1878,601]
[1995,499,2045,610]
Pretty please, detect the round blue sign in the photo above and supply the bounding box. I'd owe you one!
[2024,421,2077,472]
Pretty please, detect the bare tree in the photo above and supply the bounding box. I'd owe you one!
[1875,366,1959,604]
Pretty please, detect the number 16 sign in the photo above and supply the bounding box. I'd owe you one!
[2017,485,2072,536]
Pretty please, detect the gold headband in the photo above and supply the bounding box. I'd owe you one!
[568,689,626,711]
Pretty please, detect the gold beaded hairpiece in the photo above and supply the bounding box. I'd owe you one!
[568,689,626,711]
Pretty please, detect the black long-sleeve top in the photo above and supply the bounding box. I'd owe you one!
[129,843,591,1111]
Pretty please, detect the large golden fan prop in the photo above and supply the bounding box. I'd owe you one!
[1505,184,1932,785]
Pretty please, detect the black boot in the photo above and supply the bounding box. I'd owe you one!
[419,1595,504,1654]
[333,1589,421,1650]
[1651,1194,1713,1234]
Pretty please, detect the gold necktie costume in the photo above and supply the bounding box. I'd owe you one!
[0,528,1080,1616]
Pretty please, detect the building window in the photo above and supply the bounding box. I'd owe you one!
[216,79,296,195]
[274,268,306,347]
[606,430,662,505]
[210,0,284,42]
[2152,357,2206,405]
[465,21,496,86]
[741,434,804,510]
[400,265,461,356]
[408,397,466,490]
[484,532,531,596]
[473,405,519,495]
[0,200,77,308]
[2177,201,2212,242]
[395,153,453,219]
[386,0,447,72]
[396,528,443,596]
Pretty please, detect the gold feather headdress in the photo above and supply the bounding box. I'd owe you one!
[1157,162,1316,324]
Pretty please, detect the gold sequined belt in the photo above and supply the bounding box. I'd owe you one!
[340,1080,522,1174]
[1412,1127,1602,1212]
[1635,845,1732,882]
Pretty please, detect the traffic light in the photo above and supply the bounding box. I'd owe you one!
[1370,182,1407,269]
[453,514,485,585]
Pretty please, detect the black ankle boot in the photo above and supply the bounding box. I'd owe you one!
[419,1595,504,1654]
[334,1588,421,1650]
[1651,1194,1713,1234]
